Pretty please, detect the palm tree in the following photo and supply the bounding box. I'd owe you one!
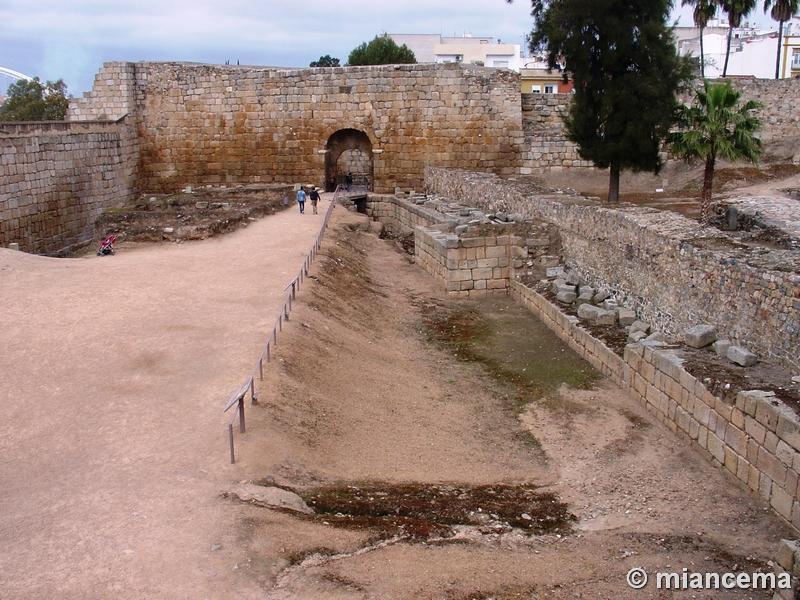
[764,0,800,78]
[670,79,763,226]
[719,0,758,76]
[683,0,719,77]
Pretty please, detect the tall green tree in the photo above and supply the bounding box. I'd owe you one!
[347,35,416,66]
[525,0,691,202]
[719,0,757,77]
[670,79,763,226]
[0,77,69,121]
[764,0,799,78]
[682,0,719,77]
[310,55,340,67]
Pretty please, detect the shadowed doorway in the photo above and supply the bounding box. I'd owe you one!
[325,129,373,192]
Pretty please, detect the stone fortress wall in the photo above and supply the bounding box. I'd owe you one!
[3,61,800,254]
[0,118,139,254]
[70,61,525,194]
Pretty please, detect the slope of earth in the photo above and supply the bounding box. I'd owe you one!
[226,209,794,599]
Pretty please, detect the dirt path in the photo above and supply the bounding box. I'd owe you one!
[0,197,330,599]
[1,201,794,599]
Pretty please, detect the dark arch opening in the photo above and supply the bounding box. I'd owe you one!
[325,129,373,192]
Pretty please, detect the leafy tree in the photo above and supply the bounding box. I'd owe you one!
[347,35,416,66]
[719,0,757,77]
[0,77,69,121]
[670,79,763,226]
[682,0,719,77]
[524,0,691,202]
[764,0,799,78]
[310,55,340,67]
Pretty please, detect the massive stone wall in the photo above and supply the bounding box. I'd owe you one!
[0,119,139,254]
[68,61,525,194]
[426,167,800,371]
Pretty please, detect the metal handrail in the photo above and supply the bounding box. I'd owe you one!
[224,196,336,463]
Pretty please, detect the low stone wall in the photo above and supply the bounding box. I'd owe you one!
[365,194,447,236]
[512,280,800,530]
[415,226,516,298]
[425,167,800,372]
[0,118,139,254]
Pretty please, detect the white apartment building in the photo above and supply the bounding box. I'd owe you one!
[674,17,800,79]
[389,34,522,71]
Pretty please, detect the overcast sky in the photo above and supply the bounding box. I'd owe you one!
[0,0,777,96]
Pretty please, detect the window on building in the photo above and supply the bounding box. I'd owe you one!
[544,85,555,94]
[531,85,541,93]
[793,52,800,68]
[493,60,509,68]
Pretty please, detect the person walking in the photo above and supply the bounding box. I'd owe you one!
[309,186,320,214]
[296,186,306,214]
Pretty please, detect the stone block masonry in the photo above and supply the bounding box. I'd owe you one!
[0,119,139,254]
[426,167,800,372]
[415,226,516,298]
[512,280,800,531]
[68,61,525,194]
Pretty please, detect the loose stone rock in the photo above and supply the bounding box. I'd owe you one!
[594,290,611,304]
[556,291,577,305]
[628,331,648,343]
[594,309,616,326]
[684,324,717,349]
[630,321,651,334]
[578,303,603,322]
[713,340,732,358]
[618,309,636,327]
[225,483,315,515]
[727,345,758,367]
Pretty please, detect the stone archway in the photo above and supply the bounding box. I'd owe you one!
[325,129,373,192]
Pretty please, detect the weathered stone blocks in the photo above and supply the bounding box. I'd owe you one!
[684,324,717,349]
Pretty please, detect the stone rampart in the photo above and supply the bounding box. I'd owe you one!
[68,61,525,194]
[425,167,800,371]
[513,281,800,531]
[0,118,139,254]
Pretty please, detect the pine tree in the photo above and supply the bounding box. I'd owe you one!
[526,0,691,202]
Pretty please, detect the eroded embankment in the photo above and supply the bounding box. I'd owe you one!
[225,210,791,599]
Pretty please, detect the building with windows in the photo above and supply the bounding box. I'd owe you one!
[388,34,522,71]
[673,18,792,79]
[778,16,800,78]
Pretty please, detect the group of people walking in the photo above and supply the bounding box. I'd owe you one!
[295,186,321,214]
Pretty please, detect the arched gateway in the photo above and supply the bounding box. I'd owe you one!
[325,129,373,192]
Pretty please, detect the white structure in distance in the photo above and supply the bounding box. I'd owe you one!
[389,33,522,72]
[675,16,800,79]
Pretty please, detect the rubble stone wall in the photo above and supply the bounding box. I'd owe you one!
[0,118,139,254]
[513,281,800,531]
[426,167,800,371]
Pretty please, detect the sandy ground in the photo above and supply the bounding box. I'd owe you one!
[1,196,795,599]
[0,198,329,599]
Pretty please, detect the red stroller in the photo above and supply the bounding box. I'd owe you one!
[97,235,116,256]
